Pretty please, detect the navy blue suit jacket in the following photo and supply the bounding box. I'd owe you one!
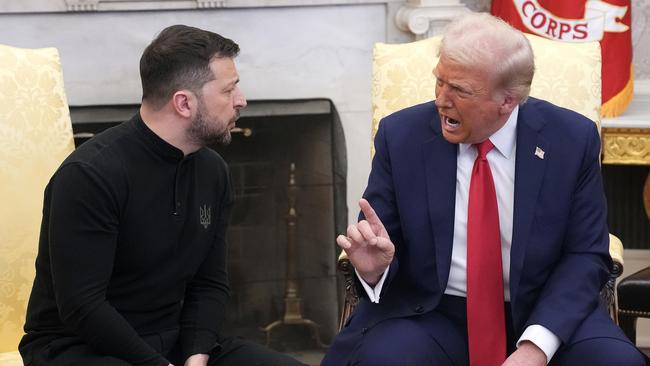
[338,97,618,354]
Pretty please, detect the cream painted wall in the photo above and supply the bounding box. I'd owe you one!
[0,5,391,226]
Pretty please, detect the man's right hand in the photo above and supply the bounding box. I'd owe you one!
[336,198,395,286]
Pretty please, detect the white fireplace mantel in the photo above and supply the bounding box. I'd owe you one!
[395,0,468,39]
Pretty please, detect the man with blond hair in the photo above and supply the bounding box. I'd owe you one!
[323,12,645,366]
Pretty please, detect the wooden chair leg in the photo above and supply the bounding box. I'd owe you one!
[618,313,638,344]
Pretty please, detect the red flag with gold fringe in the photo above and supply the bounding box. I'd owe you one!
[491,0,633,118]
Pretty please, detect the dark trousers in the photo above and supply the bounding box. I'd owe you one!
[323,295,646,366]
[24,333,306,366]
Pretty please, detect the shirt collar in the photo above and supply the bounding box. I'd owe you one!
[132,112,186,162]
[458,105,519,159]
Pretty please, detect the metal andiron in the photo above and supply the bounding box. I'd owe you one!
[261,163,324,348]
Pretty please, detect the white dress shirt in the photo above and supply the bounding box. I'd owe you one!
[357,106,561,363]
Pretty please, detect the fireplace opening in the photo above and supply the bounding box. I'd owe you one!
[70,99,347,350]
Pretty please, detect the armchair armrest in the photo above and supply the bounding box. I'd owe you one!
[609,233,624,277]
[0,351,23,366]
[337,234,625,330]
[337,251,359,331]
[603,234,624,318]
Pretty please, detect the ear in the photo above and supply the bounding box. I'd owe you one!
[171,90,194,119]
[498,94,519,116]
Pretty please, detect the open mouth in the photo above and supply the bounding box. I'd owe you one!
[443,115,460,127]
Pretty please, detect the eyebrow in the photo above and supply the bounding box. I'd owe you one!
[451,82,472,94]
[434,72,472,94]
[222,78,240,90]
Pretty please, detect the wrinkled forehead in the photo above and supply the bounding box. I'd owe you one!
[434,55,496,89]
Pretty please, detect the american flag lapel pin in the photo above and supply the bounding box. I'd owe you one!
[535,146,545,159]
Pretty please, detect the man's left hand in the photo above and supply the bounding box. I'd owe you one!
[502,341,547,366]
[184,354,209,366]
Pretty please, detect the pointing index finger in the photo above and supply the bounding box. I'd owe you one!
[359,198,382,228]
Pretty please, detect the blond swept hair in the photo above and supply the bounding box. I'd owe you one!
[439,12,535,103]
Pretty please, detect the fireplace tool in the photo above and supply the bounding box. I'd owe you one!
[261,163,324,349]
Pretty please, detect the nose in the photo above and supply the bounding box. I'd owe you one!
[234,88,247,109]
[434,84,452,109]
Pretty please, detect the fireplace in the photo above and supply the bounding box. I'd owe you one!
[70,99,347,349]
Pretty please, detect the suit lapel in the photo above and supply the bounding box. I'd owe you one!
[510,101,549,305]
[423,114,458,292]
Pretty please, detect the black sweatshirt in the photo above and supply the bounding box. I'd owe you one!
[20,113,233,366]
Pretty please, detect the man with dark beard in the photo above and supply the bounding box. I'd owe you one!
[18,25,306,366]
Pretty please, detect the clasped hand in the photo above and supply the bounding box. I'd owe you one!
[336,199,395,286]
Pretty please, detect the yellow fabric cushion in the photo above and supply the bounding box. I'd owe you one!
[371,34,602,143]
[371,37,440,144]
[0,351,23,366]
[526,34,602,125]
[609,233,624,266]
[0,45,74,354]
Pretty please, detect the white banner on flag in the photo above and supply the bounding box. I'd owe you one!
[513,0,628,43]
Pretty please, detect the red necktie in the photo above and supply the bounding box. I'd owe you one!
[467,139,506,366]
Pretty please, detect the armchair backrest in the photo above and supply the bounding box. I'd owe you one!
[0,45,75,353]
[370,33,602,146]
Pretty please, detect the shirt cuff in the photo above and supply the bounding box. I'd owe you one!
[355,267,389,303]
[517,324,561,364]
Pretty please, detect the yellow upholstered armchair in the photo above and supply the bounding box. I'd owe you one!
[0,45,75,365]
[338,34,624,329]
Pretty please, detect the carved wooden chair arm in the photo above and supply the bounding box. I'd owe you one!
[337,251,359,331]
[604,234,624,318]
[337,234,625,330]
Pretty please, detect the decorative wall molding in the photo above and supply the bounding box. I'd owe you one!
[65,0,99,11]
[197,0,226,8]
[395,0,469,39]
[602,80,650,165]
[1,0,399,13]
[602,128,650,165]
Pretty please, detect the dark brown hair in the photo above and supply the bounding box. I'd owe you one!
[140,24,239,108]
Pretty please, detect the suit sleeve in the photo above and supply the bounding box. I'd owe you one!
[49,163,169,366]
[524,123,611,343]
[358,119,402,299]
